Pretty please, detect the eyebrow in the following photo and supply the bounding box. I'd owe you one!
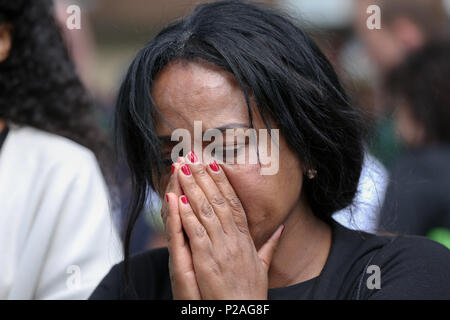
[157,122,250,143]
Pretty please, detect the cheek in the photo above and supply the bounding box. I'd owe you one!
[222,160,303,231]
[223,164,269,218]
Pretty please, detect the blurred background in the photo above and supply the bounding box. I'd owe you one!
[52,0,450,253]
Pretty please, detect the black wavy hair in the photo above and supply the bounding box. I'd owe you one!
[386,41,450,145]
[115,0,364,290]
[0,0,112,184]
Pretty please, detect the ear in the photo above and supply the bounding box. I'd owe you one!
[0,23,12,63]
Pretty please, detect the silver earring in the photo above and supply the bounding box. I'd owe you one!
[306,169,317,179]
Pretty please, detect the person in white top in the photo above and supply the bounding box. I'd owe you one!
[333,152,389,233]
[0,0,122,299]
[0,123,122,299]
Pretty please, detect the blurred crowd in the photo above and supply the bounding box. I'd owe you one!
[1,0,450,299]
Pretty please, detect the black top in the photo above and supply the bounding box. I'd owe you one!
[90,222,450,300]
[379,146,450,236]
[0,125,8,152]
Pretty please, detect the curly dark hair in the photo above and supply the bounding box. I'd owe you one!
[0,0,113,185]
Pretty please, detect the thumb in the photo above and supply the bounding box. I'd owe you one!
[257,224,285,271]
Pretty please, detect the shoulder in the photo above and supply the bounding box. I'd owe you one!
[127,246,170,275]
[379,233,450,260]
[319,223,450,299]
[89,247,172,300]
[361,235,450,299]
[2,125,105,196]
[5,125,99,172]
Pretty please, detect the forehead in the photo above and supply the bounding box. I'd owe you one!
[151,60,250,135]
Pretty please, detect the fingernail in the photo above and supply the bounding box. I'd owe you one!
[181,164,191,176]
[165,194,169,202]
[180,195,189,204]
[281,225,285,236]
[176,157,182,163]
[187,151,198,163]
[209,160,220,172]
[171,164,175,174]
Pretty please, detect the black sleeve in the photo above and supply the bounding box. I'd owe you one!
[89,264,121,300]
[89,247,172,300]
[361,236,450,299]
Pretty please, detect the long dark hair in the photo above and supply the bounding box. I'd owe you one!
[0,0,113,184]
[115,0,364,292]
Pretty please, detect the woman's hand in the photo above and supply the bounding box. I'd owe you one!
[173,152,284,299]
[163,158,202,300]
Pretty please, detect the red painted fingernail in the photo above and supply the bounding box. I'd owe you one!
[281,225,285,236]
[180,195,189,204]
[181,164,191,176]
[187,151,198,163]
[171,164,175,174]
[209,160,220,172]
[165,194,169,202]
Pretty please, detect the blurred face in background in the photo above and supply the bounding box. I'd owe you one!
[0,22,11,130]
[0,22,11,63]
[393,98,425,148]
[355,0,425,73]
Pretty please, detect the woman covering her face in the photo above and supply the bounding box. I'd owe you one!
[91,0,450,300]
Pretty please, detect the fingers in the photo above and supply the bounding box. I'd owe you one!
[168,254,201,300]
[180,152,236,235]
[166,192,201,300]
[258,224,285,271]
[161,158,183,224]
[177,194,213,260]
[165,192,185,250]
[177,156,226,242]
[205,160,250,235]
